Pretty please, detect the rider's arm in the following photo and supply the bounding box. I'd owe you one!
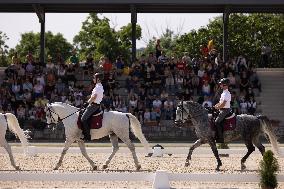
[88,94,97,104]
[214,100,227,109]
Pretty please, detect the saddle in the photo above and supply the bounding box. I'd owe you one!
[209,109,236,132]
[77,109,104,130]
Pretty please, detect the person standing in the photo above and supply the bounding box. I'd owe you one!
[214,78,231,143]
[155,39,162,59]
[81,73,104,140]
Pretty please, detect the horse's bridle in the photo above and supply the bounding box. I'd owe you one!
[46,104,80,126]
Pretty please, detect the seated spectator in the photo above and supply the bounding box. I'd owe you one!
[158,51,168,64]
[202,80,211,96]
[160,90,169,103]
[227,72,236,88]
[129,95,138,109]
[249,69,262,92]
[202,95,213,108]
[247,96,257,115]
[144,108,151,123]
[147,52,157,65]
[152,95,162,109]
[74,96,83,107]
[69,49,79,66]
[112,95,122,109]
[33,80,44,99]
[115,55,125,75]
[103,57,113,75]
[116,103,127,113]
[240,77,249,93]
[57,64,66,82]
[239,96,248,114]
[55,78,66,95]
[16,104,26,119]
[231,92,240,114]
[34,96,48,107]
[45,56,56,73]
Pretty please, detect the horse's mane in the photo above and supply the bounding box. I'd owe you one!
[51,102,79,110]
[184,101,207,115]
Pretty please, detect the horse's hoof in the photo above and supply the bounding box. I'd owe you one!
[185,162,190,167]
[241,164,246,171]
[102,165,108,169]
[14,166,20,170]
[136,165,141,171]
[92,166,98,170]
[215,167,220,171]
[54,167,59,170]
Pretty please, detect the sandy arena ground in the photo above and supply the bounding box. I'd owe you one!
[0,146,284,188]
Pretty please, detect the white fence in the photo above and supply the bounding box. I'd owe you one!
[0,171,284,189]
[1,146,284,189]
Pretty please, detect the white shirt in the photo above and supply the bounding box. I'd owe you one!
[91,83,104,104]
[219,89,231,108]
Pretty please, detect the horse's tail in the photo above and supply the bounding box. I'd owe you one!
[5,113,29,150]
[258,115,281,155]
[126,114,150,153]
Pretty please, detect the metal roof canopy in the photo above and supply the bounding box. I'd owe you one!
[0,0,284,13]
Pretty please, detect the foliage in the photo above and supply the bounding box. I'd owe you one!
[217,143,229,149]
[145,14,283,67]
[143,28,179,58]
[259,150,279,189]
[0,31,9,66]
[12,31,73,63]
[74,13,142,63]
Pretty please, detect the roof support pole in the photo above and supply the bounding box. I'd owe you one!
[131,5,137,63]
[222,8,230,63]
[33,4,45,65]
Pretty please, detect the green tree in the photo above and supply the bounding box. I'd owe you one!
[74,13,142,63]
[117,23,142,61]
[175,14,284,67]
[14,31,73,63]
[259,150,279,189]
[0,31,9,66]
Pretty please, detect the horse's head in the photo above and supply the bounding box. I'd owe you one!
[174,101,191,127]
[175,100,207,127]
[45,103,60,126]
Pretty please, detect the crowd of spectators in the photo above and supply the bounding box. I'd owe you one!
[0,39,262,129]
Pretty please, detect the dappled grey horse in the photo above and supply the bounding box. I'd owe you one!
[0,113,29,170]
[175,101,280,171]
[45,102,149,170]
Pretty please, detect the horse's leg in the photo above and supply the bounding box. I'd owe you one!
[208,139,222,171]
[0,138,20,170]
[253,137,265,155]
[54,139,74,170]
[119,136,141,170]
[185,139,204,167]
[241,140,255,171]
[103,133,119,169]
[77,140,97,170]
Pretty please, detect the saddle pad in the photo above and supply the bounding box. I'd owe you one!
[77,112,103,130]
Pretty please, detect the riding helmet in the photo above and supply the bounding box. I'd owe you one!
[218,78,230,86]
[94,72,104,81]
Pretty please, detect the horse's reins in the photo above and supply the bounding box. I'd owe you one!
[46,104,80,125]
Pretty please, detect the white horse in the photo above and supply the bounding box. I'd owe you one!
[45,102,150,170]
[0,113,29,170]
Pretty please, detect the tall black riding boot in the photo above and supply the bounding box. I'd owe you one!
[82,121,91,141]
[216,123,224,143]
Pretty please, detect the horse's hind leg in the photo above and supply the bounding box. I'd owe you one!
[0,138,19,170]
[77,140,97,170]
[241,140,255,171]
[54,139,74,170]
[185,139,205,167]
[119,135,141,170]
[253,137,265,155]
[208,139,222,171]
[103,133,119,169]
